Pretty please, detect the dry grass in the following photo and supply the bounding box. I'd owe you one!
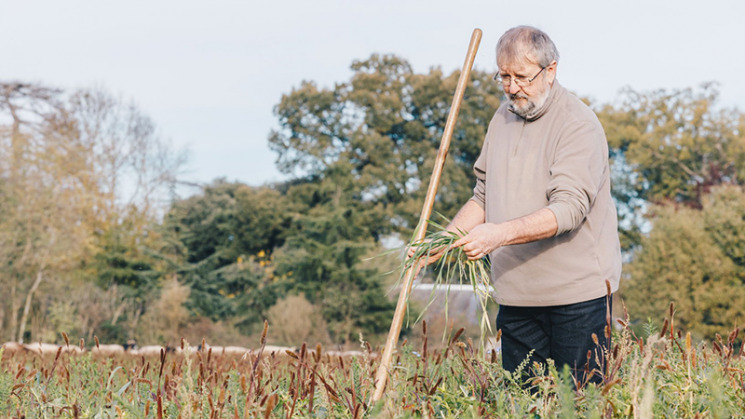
[1,304,743,417]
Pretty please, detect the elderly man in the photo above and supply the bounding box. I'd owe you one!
[443,26,622,384]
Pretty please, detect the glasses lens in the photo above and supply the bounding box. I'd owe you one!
[499,76,527,87]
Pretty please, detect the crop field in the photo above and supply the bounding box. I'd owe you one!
[1,310,744,418]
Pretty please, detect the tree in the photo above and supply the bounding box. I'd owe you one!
[163,181,289,333]
[621,186,745,339]
[265,294,331,346]
[162,176,398,342]
[598,83,745,211]
[0,82,183,343]
[271,179,395,343]
[264,55,505,341]
[0,82,88,342]
[269,54,502,238]
[136,276,191,346]
[597,84,745,336]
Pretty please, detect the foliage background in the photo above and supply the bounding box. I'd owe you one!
[1,53,744,348]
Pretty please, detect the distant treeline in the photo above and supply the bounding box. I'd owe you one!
[1,55,743,347]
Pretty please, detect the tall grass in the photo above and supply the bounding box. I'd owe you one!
[1,303,743,417]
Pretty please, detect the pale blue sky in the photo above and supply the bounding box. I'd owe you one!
[2,0,744,189]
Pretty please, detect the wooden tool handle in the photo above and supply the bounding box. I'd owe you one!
[372,27,482,403]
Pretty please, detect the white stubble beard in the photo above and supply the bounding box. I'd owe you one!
[508,85,551,119]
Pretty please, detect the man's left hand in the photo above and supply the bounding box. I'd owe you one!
[452,223,505,261]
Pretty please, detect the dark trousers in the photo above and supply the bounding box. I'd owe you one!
[496,295,611,386]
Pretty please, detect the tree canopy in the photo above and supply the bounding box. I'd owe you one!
[269,54,502,237]
[599,84,745,338]
[622,186,745,339]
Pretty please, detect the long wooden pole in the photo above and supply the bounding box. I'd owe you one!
[372,28,482,402]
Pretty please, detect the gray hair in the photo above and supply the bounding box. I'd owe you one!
[496,26,560,68]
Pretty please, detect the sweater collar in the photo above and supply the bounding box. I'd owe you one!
[508,79,561,122]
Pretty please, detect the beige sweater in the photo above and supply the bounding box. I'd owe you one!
[472,81,622,306]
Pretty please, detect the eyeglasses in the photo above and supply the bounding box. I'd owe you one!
[494,66,546,87]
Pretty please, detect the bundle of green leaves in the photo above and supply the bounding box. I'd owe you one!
[403,218,495,343]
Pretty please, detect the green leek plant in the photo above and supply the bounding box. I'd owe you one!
[403,216,496,349]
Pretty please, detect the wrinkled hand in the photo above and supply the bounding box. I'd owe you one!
[452,223,505,261]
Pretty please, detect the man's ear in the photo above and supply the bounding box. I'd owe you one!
[546,60,558,83]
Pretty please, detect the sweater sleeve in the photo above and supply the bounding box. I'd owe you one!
[546,119,608,235]
[470,129,489,209]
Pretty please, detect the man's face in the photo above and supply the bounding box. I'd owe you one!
[497,59,556,118]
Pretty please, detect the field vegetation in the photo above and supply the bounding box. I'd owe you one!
[1,304,743,418]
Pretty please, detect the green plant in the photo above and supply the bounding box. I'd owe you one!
[403,217,495,346]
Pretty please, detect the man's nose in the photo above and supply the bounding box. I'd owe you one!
[507,81,521,95]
